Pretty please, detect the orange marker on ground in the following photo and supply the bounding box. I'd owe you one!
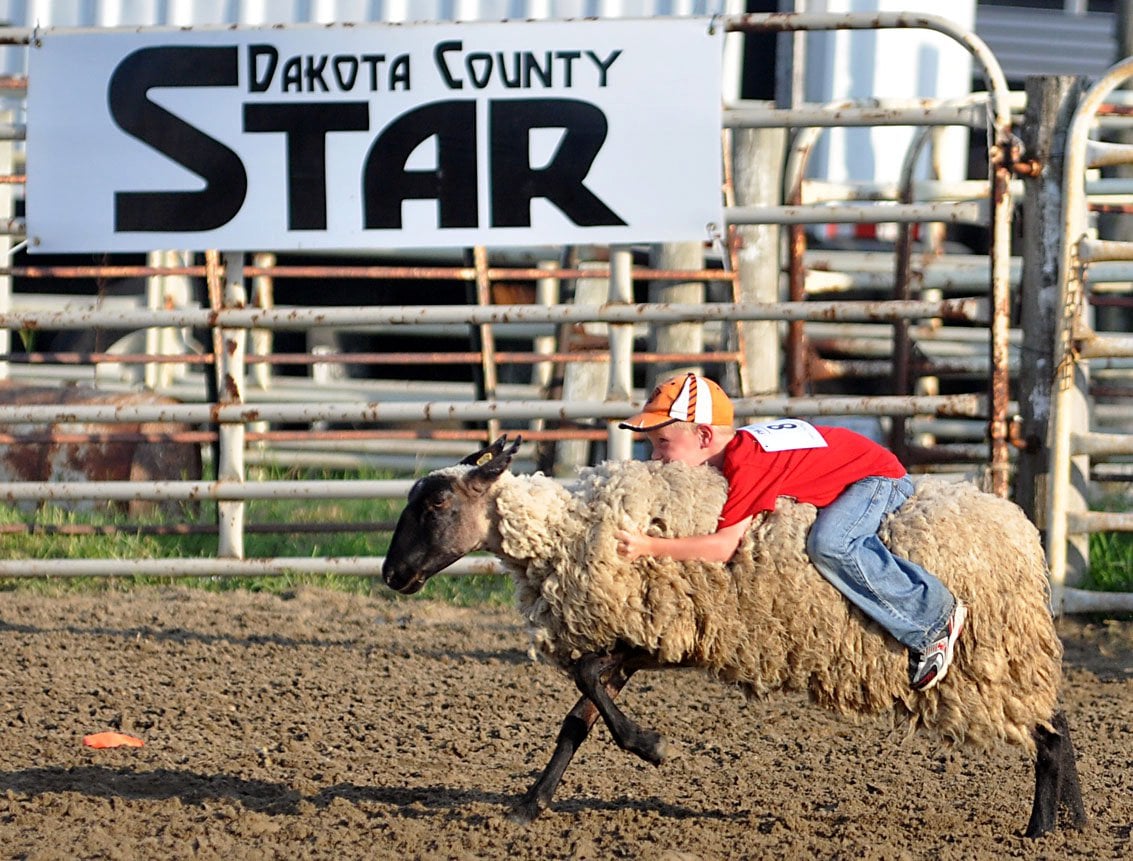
[82,732,145,749]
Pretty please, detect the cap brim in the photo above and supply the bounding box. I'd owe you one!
[617,414,680,432]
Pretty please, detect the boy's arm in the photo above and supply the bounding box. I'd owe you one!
[614,517,753,564]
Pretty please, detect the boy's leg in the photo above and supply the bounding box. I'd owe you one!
[805,475,955,654]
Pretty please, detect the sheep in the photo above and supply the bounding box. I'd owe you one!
[381,436,1085,838]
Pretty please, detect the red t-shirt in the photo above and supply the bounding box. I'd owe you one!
[716,425,906,529]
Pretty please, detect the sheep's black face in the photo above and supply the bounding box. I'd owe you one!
[382,472,491,594]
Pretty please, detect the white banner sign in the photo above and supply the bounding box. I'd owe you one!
[26,18,723,253]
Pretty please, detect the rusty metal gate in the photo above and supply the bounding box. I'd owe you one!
[1046,59,1133,615]
[0,12,1017,579]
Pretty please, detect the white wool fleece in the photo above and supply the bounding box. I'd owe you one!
[490,460,1060,753]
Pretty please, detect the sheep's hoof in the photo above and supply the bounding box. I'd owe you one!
[628,730,668,766]
[507,796,545,824]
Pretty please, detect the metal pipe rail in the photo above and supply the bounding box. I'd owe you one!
[0,298,987,330]
[802,255,1133,293]
[0,393,988,427]
[0,478,418,502]
[723,11,1012,120]
[1068,511,1133,532]
[0,555,504,579]
[0,262,737,282]
[724,99,987,129]
[801,178,1005,203]
[1,349,745,369]
[1077,334,1133,359]
[725,200,986,226]
[1070,431,1133,458]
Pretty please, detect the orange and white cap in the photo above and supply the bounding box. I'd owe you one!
[619,373,734,432]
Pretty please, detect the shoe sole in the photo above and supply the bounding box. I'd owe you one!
[917,603,968,692]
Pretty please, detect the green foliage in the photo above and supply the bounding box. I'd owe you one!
[0,464,513,608]
[413,573,514,606]
[1087,531,1133,592]
[1083,490,1133,593]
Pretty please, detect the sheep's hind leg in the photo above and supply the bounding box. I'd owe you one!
[509,664,638,823]
[1025,710,1087,837]
[573,650,667,766]
[1052,711,1087,829]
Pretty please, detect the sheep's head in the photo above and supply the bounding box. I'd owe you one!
[382,435,521,594]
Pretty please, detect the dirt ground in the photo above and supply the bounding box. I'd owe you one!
[0,586,1129,861]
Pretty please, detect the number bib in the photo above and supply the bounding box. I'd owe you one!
[740,419,828,453]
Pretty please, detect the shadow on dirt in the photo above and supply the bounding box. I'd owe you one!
[0,765,749,824]
[0,620,533,666]
[1057,617,1133,683]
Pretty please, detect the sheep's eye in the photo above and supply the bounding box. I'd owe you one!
[426,493,452,511]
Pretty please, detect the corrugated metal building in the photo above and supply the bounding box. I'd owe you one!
[0,1,745,88]
[0,2,1121,84]
[975,2,1118,83]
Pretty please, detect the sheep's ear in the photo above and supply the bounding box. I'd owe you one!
[467,435,522,492]
[459,432,514,466]
[459,438,504,467]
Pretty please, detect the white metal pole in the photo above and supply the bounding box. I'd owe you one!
[217,251,247,559]
[607,245,634,461]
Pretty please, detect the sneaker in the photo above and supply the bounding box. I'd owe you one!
[909,602,968,692]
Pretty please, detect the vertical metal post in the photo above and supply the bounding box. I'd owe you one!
[471,245,501,443]
[144,250,188,390]
[1048,241,1092,611]
[144,251,162,390]
[775,0,807,110]
[782,126,822,399]
[217,252,247,559]
[532,260,560,393]
[786,223,809,398]
[891,125,937,465]
[0,109,12,383]
[988,136,1015,497]
[555,259,607,477]
[530,260,560,438]
[647,242,704,387]
[731,121,786,403]
[891,236,914,463]
[1017,76,1089,525]
[1095,0,1133,334]
[250,251,275,392]
[607,245,634,461]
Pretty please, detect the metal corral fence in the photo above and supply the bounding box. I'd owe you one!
[0,11,1074,582]
[1045,59,1133,615]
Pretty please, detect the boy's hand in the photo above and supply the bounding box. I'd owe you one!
[614,517,752,565]
[614,529,650,561]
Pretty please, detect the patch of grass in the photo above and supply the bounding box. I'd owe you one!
[0,464,514,607]
[1087,532,1133,592]
[1084,490,1133,593]
[413,572,514,607]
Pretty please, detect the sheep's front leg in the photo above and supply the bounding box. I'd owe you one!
[509,693,601,822]
[573,651,667,766]
[510,662,638,823]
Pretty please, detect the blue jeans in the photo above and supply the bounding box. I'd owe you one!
[805,475,955,653]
